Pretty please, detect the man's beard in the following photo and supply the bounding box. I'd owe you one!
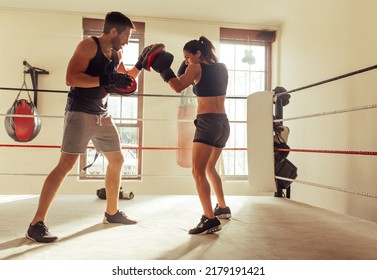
[111,36,121,51]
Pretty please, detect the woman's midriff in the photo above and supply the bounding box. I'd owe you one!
[196,96,226,115]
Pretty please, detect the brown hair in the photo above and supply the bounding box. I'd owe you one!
[183,36,218,63]
[103,11,135,34]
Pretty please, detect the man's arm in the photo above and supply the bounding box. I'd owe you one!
[116,50,142,78]
[66,38,99,88]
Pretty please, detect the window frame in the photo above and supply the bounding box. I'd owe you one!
[219,27,276,179]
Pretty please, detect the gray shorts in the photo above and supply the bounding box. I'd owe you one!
[61,111,121,154]
[193,113,230,148]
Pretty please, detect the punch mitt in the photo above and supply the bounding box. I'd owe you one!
[135,44,155,70]
[99,72,137,95]
[142,43,165,71]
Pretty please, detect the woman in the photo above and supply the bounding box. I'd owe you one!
[154,36,232,234]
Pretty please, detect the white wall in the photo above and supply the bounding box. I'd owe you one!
[279,1,377,222]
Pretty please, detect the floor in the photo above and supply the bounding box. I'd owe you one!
[1,194,377,260]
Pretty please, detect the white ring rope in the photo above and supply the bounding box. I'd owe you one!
[0,113,246,124]
[275,176,377,199]
[274,103,377,123]
[0,172,192,178]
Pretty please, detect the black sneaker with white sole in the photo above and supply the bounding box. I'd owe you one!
[103,210,137,225]
[189,215,222,235]
[213,203,232,219]
[26,221,58,243]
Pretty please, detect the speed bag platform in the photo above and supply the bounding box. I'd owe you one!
[4,98,42,142]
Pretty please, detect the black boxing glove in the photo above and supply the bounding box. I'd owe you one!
[99,72,137,95]
[177,60,188,77]
[151,52,176,82]
[135,44,155,70]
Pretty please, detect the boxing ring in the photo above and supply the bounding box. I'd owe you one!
[1,63,377,201]
[1,63,377,261]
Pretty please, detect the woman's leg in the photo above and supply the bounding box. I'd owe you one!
[192,142,215,219]
[206,147,227,208]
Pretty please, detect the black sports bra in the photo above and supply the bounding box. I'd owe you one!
[193,63,228,97]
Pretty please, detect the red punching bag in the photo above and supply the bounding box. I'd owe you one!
[176,88,197,168]
[4,88,41,142]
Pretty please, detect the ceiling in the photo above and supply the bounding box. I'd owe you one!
[0,0,287,26]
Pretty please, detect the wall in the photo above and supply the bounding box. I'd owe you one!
[0,8,273,197]
[279,1,377,222]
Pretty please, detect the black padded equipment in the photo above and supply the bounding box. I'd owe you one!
[135,44,154,70]
[100,72,137,95]
[142,43,165,71]
[151,52,176,82]
[177,60,188,77]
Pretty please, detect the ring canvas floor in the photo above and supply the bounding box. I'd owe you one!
[1,194,377,260]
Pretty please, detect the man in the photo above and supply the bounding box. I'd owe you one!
[26,11,147,243]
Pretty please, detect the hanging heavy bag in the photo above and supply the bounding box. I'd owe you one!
[4,79,41,142]
[177,87,197,168]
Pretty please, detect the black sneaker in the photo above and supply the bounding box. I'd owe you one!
[103,210,137,225]
[189,215,222,235]
[213,203,232,219]
[26,221,58,243]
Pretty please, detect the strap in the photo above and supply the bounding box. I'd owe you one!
[16,73,33,103]
[82,152,100,172]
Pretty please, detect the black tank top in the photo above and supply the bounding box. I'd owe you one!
[65,37,119,114]
[193,63,228,97]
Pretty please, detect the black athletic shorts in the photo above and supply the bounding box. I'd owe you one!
[193,113,230,148]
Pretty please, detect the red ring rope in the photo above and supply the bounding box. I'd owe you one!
[276,148,377,156]
[3,144,376,155]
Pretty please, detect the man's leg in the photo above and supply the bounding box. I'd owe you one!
[102,151,136,224]
[102,151,124,215]
[26,152,79,243]
[31,152,79,225]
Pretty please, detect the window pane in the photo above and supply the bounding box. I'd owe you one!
[119,126,139,176]
[84,126,139,177]
[108,96,138,124]
[220,40,269,177]
[122,39,139,66]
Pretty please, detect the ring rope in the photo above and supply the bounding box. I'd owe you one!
[275,148,377,156]
[275,176,377,199]
[0,143,247,151]
[275,64,377,98]
[0,173,193,178]
[274,103,377,123]
[0,87,247,100]
[0,113,247,124]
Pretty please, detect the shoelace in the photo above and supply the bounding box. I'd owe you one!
[36,222,49,235]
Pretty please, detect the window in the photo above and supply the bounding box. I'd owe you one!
[219,27,275,178]
[79,18,145,180]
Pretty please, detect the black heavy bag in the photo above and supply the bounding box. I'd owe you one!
[4,89,41,142]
